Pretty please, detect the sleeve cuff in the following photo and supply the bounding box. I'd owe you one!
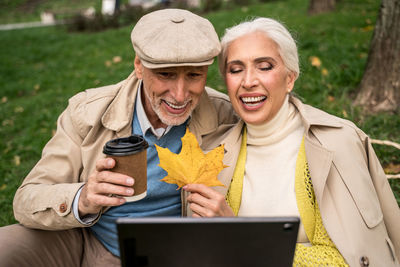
[73,185,100,225]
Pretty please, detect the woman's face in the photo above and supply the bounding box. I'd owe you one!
[224,31,296,125]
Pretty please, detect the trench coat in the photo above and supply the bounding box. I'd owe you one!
[13,71,239,230]
[184,96,400,267]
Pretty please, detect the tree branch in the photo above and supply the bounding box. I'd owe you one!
[387,174,400,179]
[371,139,400,150]
[371,139,400,179]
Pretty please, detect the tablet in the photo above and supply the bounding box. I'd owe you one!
[117,216,299,267]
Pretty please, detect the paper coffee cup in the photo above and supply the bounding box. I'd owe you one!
[103,135,149,202]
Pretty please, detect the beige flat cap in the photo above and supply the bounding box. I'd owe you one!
[131,9,221,69]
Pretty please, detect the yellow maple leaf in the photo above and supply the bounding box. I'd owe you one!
[309,56,322,68]
[155,128,226,188]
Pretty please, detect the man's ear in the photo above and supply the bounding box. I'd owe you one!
[134,56,143,79]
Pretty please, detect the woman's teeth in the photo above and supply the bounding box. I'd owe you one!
[241,96,267,106]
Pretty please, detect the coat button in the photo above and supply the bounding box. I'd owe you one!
[359,256,369,266]
[59,203,67,213]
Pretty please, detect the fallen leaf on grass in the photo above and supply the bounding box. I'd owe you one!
[361,25,374,32]
[3,142,12,154]
[113,56,122,63]
[309,56,321,68]
[384,163,400,174]
[14,106,24,113]
[156,128,226,188]
[14,155,20,166]
[327,95,335,102]
[2,119,14,126]
[359,53,368,59]
[0,184,6,191]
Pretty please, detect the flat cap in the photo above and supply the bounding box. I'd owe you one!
[131,9,221,69]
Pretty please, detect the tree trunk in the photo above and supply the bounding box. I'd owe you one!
[354,0,400,113]
[308,0,336,15]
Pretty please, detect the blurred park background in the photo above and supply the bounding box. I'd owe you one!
[0,0,399,226]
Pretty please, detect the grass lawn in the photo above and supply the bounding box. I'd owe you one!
[0,0,103,24]
[0,0,399,226]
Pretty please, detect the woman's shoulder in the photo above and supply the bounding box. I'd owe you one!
[291,96,369,143]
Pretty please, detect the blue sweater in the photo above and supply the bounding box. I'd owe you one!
[90,110,186,256]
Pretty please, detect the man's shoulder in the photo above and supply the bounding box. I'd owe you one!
[202,86,234,114]
[202,86,236,118]
[69,81,124,108]
[66,81,126,134]
[205,87,230,102]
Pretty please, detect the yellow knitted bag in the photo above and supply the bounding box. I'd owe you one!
[226,129,348,266]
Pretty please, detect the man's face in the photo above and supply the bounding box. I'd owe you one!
[135,57,208,128]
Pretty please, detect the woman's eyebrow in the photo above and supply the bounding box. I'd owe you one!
[254,57,276,64]
[226,60,244,66]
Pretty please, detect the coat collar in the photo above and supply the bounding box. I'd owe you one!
[101,71,139,137]
[101,71,220,139]
[290,95,342,131]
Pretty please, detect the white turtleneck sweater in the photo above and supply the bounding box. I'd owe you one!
[238,95,308,243]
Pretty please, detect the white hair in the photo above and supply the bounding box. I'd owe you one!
[218,17,299,79]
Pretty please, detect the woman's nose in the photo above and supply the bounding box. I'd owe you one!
[241,69,259,89]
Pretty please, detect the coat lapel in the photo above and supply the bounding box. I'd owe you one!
[290,96,340,206]
[101,71,139,138]
[304,134,334,206]
[217,121,243,194]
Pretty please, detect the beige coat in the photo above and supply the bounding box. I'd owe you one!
[13,71,238,230]
[194,96,400,267]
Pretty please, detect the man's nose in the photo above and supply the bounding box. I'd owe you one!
[242,69,259,89]
[172,76,187,103]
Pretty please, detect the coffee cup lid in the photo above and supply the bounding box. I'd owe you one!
[103,135,149,156]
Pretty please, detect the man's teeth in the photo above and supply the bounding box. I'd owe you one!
[165,101,187,109]
[241,96,267,103]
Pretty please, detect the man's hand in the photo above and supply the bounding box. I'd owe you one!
[78,158,134,217]
[183,184,234,217]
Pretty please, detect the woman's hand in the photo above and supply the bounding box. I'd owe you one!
[183,184,234,217]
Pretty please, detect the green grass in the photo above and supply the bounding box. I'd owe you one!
[1,0,399,226]
[0,0,104,24]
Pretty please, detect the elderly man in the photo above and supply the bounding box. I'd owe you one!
[0,9,237,266]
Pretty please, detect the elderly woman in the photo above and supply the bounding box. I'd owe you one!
[183,18,400,266]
